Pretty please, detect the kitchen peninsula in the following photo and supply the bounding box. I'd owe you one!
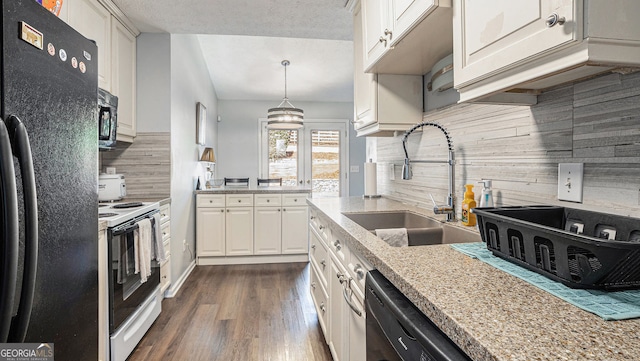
[195,187,311,265]
[307,196,640,361]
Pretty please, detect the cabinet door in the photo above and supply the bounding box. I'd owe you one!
[362,0,392,69]
[392,0,438,42]
[328,257,349,361]
[254,207,282,255]
[282,206,308,254]
[353,5,377,130]
[454,0,577,87]
[196,207,225,256]
[226,207,254,256]
[68,0,111,90]
[111,18,137,140]
[348,291,366,361]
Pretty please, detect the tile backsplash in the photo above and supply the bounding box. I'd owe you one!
[100,132,171,201]
[374,71,640,217]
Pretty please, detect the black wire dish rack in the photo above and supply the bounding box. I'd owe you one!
[472,206,640,290]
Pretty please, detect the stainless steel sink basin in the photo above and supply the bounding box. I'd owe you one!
[342,211,442,230]
[342,210,481,246]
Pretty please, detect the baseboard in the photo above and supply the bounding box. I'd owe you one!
[197,254,309,266]
[164,260,196,298]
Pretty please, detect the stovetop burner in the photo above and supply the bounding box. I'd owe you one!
[112,202,144,209]
[99,213,118,217]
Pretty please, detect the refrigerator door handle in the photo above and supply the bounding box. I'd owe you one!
[0,119,19,343]
[6,115,38,342]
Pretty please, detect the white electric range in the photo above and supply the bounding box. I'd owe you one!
[98,201,160,227]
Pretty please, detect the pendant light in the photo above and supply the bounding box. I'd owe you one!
[267,60,304,129]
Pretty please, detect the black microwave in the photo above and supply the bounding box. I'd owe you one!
[98,88,118,150]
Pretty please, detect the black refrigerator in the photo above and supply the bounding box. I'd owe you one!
[1,0,99,360]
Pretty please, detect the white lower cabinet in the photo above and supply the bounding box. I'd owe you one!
[225,207,254,256]
[196,192,309,264]
[196,206,226,257]
[254,206,282,254]
[309,210,371,361]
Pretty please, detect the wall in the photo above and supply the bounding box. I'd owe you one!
[217,100,366,196]
[373,71,640,218]
[169,34,219,284]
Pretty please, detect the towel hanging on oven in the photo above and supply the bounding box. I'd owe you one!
[134,218,153,282]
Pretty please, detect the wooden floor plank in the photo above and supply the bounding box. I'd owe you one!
[127,262,332,361]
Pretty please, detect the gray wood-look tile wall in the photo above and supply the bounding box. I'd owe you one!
[100,132,171,201]
[375,71,640,217]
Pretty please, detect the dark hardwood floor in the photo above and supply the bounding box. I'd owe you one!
[128,262,333,361]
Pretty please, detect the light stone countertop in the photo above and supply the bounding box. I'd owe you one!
[307,196,640,361]
[195,186,311,194]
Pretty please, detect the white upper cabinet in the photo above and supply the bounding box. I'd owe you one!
[454,0,640,104]
[362,0,391,69]
[111,19,137,141]
[361,0,453,74]
[68,0,112,91]
[353,3,423,137]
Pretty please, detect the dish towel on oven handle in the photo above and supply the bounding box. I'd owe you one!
[151,213,166,263]
[134,218,153,283]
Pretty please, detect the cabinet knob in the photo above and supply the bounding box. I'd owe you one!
[220,209,224,213]
[278,208,281,212]
[238,199,241,203]
[311,244,316,249]
[320,302,326,313]
[266,199,270,202]
[209,200,213,203]
[294,199,297,202]
[319,225,324,230]
[384,28,392,37]
[310,216,315,220]
[354,264,365,280]
[333,240,341,251]
[226,209,229,212]
[283,208,286,212]
[545,13,565,27]
[311,282,316,290]
[320,260,326,268]
[379,36,387,46]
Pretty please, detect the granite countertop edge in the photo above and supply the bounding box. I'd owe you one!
[195,186,312,194]
[306,196,639,361]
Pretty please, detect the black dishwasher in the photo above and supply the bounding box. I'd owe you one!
[365,270,471,361]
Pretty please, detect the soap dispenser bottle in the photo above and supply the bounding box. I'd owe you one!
[477,179,494,208]
[461,184,476,226]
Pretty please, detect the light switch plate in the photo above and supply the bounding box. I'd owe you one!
[558,163,583,203]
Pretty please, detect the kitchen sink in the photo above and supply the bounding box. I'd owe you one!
[342,211,442,230]
[342,211,481,246]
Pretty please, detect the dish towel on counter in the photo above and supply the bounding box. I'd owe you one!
[375,228,409,247]
[134,218,153,283]
[151,213,166,263]
[450,242,640,321]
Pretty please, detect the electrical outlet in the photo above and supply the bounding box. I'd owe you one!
[558,163,583,203]
[350,165,359,172]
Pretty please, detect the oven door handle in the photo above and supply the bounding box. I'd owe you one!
[110,223,139,237]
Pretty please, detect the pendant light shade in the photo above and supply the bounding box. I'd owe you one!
[267,60,304,129]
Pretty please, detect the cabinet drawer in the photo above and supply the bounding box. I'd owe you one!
[310,265,328,339]
[159,204,170,224]
[310,232,329,289]
[282,193,308,206]
[160,222,170,242]
[254,194,282,206]
[226,194,254,207]
[310,210,330,242]
[197,194,225,208]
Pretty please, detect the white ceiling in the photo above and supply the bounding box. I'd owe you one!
[112,0,355,102]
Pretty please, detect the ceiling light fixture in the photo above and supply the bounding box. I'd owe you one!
[267,60,304,129]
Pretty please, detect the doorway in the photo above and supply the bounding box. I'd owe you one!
[259,119,348,197]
